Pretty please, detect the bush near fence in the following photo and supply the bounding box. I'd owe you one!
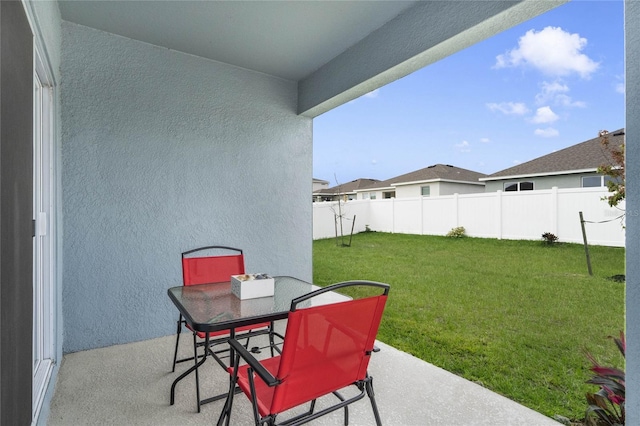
[312,187,625,247]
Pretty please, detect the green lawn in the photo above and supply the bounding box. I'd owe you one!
[313,232,625,421]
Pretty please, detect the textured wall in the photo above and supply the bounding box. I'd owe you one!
[61,22,312,352]
[484,173,605,192]
[625,1,639,423]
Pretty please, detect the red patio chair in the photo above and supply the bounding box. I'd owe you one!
[217,280,389,426]
[172,245,281,412]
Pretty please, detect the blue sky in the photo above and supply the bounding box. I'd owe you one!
[312,0,625,185]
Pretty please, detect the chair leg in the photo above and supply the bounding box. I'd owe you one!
[365,376,382,426]
[269,322,276,357]
[172,314,183,372]
[217,370,238,426]
[193,332,201,413]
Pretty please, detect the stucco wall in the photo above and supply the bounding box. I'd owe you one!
[626,1,639,423]
[60,22,312,353]
[484,172,604,192]
[395,182,439,198]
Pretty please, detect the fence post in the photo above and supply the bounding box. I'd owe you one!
[454,193,459,227]
[497,190,503,240]
[420,196,424,235]
[391,197,395,234]
[552,186,558,236]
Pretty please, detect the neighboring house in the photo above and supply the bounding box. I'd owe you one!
[355,164,486,200]
[314,178,380,202]
[481,130,624,192]
[312,178,329,192]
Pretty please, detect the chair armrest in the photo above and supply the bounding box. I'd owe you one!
[228,338,279,387]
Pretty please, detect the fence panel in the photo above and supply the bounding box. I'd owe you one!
[422,196,457,235]
[369,199,395,232]
[393,198,422,234]
[457,193,500,238]
[312,188,625,246]
[312,200,370,240]
[500,190,555,240]
[557,188,625,247]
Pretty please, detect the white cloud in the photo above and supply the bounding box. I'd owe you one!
[534,127,559,138]
[555,94,586,108]
[455,140,471,153]
[494,26,599,78]
[486,102,529,115]
[480,137,490,143]
[513,160,522,165]
[616,82,625,94]
[535,81,568,104]
[531,106,559,124]
[535,80,585,107]
[371,159,378,165]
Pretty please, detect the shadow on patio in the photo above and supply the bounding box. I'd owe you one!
[48,325,559,426]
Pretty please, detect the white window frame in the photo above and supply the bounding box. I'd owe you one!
[582,175,616,188]
[504,181,535,191]
[421,185,430,197]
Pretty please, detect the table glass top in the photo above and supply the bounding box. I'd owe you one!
[168,276,349,332]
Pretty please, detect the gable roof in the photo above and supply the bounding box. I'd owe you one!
[314,178,380,195]
[361,164,486,191]
[482,129,625,181]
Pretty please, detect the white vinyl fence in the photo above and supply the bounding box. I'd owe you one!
[313,187,626,247]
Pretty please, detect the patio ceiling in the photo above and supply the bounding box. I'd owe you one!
[58,1,566,116]
[57,0,419,81]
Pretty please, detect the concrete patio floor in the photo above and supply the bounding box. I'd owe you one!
[48,325,560,425]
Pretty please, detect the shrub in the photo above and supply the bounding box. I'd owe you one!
[542,232,559,245]
[584,331,625,426]
[446,226,466,238]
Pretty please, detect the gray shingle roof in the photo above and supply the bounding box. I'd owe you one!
[363,164,486,190]
[483,129,625,180]
[314,178,380,194]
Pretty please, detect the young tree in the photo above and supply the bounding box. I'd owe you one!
[597,130,625,208]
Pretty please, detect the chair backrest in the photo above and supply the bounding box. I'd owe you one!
[181,246,245,286]
[270,281,389,414]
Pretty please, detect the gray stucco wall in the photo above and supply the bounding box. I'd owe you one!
[626,1,639,423]
[484,172,603,192]
[61,22,312,353]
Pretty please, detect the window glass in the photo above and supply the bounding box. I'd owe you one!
[421,186,430,196]
[369,193,377,200]
[582,176,601,187]
[383,191,395,199]
[504,183,518,192]
[520,181,534,191]
[362,193,370,200]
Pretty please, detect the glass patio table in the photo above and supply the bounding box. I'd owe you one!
[168,275,349,407]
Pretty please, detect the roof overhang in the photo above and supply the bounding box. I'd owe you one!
[392,178,485,187]
[479,168,599,182]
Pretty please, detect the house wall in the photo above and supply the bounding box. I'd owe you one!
[60,22,312,353]
[484,172,603,192]
[626,1,640,423]
[438,182,485,196]
[395,182,441,198]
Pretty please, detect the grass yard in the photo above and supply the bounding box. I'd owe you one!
[312,232,625,422]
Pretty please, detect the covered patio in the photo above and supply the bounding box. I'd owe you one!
[1,1,638,425]
[48,331,559,425]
